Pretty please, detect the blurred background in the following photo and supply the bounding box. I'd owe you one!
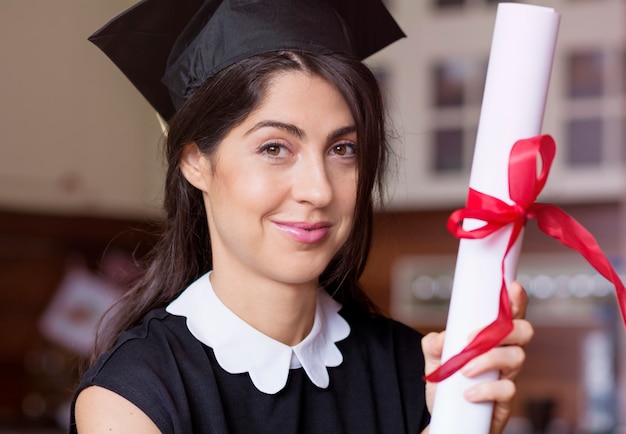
[1,0,625,433]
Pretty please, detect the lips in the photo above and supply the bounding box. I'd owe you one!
[273,221,331,244]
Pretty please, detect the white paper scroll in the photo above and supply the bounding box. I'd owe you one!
[428,4,560,434]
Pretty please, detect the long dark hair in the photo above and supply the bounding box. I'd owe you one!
[91,50,390,365]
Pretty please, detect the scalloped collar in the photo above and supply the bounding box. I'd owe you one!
[166,272,350,394]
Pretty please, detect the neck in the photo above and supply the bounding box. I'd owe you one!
[209,269,318,346]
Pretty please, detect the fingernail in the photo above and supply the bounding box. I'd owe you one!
[464,388,478,402]
[461,360,477,376]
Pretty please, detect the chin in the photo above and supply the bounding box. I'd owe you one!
[268,266,326,287]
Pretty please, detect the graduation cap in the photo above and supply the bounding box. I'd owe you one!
[88,0,405,121]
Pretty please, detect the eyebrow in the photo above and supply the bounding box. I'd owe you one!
[329,125,357,141]
[245,120,356,141]
[245,120,305,139]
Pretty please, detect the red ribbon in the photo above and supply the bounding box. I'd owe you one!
[425,134,626,383]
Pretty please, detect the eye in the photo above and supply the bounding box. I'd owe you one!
[258,142,289,158]
[331,142,357,157]
[264,144,281,156]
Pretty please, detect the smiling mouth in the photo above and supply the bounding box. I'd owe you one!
[273,222,331,244]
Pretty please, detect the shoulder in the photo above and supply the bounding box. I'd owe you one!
[74,385,160,433]
[90,307,204,380]
[113,307,192,348]
[91,308,199,372]
[71,309,208,433]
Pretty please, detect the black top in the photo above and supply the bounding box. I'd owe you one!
[69,308,430,433]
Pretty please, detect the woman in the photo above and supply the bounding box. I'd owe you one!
[72,1,532,433]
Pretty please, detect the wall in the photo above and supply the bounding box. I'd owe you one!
[0,1,164,219]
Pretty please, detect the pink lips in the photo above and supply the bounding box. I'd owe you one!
[273,221,331,244]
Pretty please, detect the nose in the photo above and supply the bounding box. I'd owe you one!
[292,155,333,207]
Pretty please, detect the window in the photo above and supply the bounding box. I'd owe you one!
[563,48,624,171]
[433,61,466,107]
[434,128,464,171]
[566,118,603,166]
[567,50,604,98]
[430,58,484,174]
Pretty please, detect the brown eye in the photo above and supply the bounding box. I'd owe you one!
[258,142,291,159]
[331,143,357,157]
[266,145,280,156]
[333,145,347,156]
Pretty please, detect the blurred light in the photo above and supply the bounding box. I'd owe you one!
[434,275,453,299]
[570,274,594,298]
[554,275,570,298]
[412,276,435,300]
[530,275,556,299]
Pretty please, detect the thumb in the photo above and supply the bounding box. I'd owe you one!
[509,280,529,319]
[422,331,445,376]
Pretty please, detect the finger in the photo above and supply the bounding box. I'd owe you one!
[509,281,529,319]
[500,319,534,347]
[461,345,525,380]
[464,378,516,404]
[464,380,517,434]
[490,401,514,434]
[466,318,533,347]
[421,331,445,375]
[421,332,445,414]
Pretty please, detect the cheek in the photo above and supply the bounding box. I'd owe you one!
[213,169,285,219]
[235,170,284,204]
[336,178,358,225]
[341,173,358,208]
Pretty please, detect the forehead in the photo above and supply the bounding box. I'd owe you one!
[246,71,354,124]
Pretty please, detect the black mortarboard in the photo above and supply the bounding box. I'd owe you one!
[88,0,405,121]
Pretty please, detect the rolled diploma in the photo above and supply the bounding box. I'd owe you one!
[428,4,559,434]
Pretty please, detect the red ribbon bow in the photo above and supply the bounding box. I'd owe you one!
[425,134,626,383]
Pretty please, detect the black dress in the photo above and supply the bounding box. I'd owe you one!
[69,307,430,434]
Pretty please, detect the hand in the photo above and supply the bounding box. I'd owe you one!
[421,281,534,434]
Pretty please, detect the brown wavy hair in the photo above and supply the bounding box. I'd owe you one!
[90,50,390,366]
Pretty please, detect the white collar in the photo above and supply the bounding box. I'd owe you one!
[166,272,350,394]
